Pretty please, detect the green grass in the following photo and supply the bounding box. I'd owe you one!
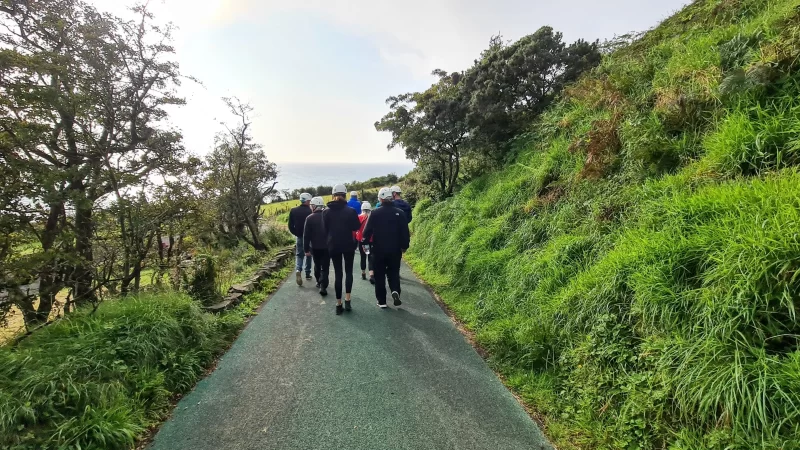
[260,197,330,217]
[261,188,381,217]
[0,264,290,449]
[407,1,800,448]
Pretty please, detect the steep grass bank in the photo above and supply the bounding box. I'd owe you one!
[407,0,800,448]
[0,266,290,449]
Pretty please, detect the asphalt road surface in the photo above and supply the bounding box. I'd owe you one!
[150,262,551,450]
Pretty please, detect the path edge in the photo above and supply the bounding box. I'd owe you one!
[405,261,558,449]
[135,257,293,450]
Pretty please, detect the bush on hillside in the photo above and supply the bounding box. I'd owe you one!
[0,293,244,449]
[407,0,800,448]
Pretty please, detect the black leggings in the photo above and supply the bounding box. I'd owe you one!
[329,250,355,300]
[359,243,373,272]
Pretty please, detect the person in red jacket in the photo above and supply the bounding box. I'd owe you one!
[356,201,374,284]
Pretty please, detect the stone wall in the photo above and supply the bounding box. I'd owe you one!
[205,247,294,313]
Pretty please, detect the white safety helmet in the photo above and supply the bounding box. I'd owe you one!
[390,185,402,194]
[378,187,393,200]
[361,201,372,211]
[299,192,313,203]
[350,191,358,197]
[310,196,324,207]
[332,184,347,195]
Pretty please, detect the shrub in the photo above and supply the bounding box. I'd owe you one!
[0,293,244,449]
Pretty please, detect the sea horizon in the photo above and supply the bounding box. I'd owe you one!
[273,161,415,192]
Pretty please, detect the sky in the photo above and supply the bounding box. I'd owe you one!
[90,0,690,163]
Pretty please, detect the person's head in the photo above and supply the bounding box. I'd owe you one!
[390,185,402,200]
[299,192,313,205]
[332,184,348,201]
[361,201,372,214]
[350,191,358,199]
[310,196,324,211]
[378,187,393,205]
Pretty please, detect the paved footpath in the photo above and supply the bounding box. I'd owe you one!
[150,262,551,450]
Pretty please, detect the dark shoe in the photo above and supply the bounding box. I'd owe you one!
[336,304,344,315]
[344,301,352,311]
[392,291,401,306]
[306,274,312,280]
[295,271,303,286]
[361,272,366,280]
[319,288,328,297]
[369,276,375,285]
[377,302,388,309]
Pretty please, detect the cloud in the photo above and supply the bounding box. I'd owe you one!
[86,0,690,163]
[202,0,689,77]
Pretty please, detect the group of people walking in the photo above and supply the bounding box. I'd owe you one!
[288,185,412,315]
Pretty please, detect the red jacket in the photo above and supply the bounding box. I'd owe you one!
[356,213,372,242]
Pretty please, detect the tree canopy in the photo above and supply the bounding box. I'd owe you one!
[376,26,601,198]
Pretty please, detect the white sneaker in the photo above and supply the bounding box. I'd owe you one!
[295,271,303,286]
[377,302,388,309]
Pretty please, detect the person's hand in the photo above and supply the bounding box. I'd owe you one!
[305,252,311,257]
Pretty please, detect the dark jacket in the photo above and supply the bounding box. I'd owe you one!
[322,200,361,253]
[361,201,410,254]
[393,199,412,223]
[288,204,312,237]
[303,209,327,253]
[347,196,362,214]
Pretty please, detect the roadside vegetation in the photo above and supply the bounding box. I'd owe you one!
[0,1,294,448]
[0,265,290,450]
[397,0,800,448]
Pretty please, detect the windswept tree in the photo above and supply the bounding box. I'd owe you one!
[376,71,469,199]
[376,27,601,197]
[0,0,187,324]
[463,27,602,150]
[204,98,277,251]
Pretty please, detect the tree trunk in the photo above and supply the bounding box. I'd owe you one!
[72,202,95,305]
[244,214,265,251]
[33,202,65,325]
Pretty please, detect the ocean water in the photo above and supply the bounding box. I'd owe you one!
[274,162,415,192]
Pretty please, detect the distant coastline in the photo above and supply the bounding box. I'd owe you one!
[274,162,415,192]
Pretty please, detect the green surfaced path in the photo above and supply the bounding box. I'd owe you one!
[150,262,551,450]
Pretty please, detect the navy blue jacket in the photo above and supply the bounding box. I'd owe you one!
[361,201,410,255]
[288,204,312,237]
[393,199,412,223]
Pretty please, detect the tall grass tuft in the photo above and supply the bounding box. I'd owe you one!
[0,293,245,449]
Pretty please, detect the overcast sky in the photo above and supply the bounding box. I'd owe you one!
[91,0,689,163]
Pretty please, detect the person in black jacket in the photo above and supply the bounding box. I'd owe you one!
[390,185,412,223]
[361,187,410,308]
[322,184,361,315]
[303,197,329,296]
[288,193,313,286]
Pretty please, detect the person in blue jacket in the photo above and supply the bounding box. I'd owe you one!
[347,191,362,214]
[391,185,412,223]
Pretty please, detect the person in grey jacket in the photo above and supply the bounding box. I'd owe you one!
[303,197,329,296]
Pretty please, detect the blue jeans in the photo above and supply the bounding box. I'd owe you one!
[295,236,312,275]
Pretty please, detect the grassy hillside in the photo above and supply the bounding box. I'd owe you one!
[407,0,800,448]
